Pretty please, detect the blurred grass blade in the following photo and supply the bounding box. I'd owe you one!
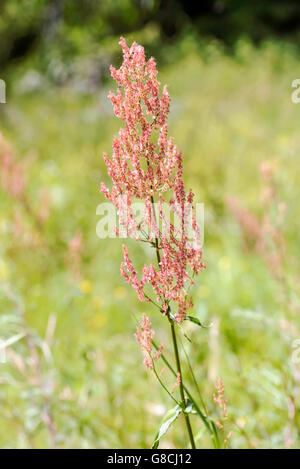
[0,333,25,349]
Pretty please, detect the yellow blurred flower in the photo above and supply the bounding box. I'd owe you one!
[0,259,9,280]
[92,296,103,308]
[114,285,127,299]
[218,256,231,270]
[89,312,107,329]
[79,279,92,294]
[198,285,211,299]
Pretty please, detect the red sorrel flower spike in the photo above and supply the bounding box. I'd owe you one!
[102,38,205,327]
[0,135,25,199]
[134,314,163,370]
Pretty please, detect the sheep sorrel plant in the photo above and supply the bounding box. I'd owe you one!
[101,38,226,449]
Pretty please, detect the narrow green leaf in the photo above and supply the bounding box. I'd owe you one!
[152,405,182,449]
[152,338,218,448]
[184,316,211,328]
[210,420,221,449]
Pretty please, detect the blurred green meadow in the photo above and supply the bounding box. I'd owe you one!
[0,32,300,448]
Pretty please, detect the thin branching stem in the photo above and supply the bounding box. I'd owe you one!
[152,360,180,406]
[149,192,196,448]
[179,336,208,416]
[151,339,218,445]
[168,316,196,449]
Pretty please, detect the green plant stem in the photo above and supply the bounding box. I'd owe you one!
[152,338,219,447]
[150,194,161,266]
[149,193,196,449]
[169,318,196,449]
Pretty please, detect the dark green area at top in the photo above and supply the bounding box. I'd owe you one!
[1,0,300,81]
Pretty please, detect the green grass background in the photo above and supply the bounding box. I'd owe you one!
[0,37,300,448]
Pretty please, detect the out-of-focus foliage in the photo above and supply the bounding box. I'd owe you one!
[0,34,299,447]
[1,0,300,82]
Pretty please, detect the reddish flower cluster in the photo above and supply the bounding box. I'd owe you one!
[0,133,51,246]
[0,134,25,199]
[135,314,163,369]
[213,377,229,429]
[66,230,83,280]
[171,372,181,394]
[101,38,205,324]
[227,161,286,279]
